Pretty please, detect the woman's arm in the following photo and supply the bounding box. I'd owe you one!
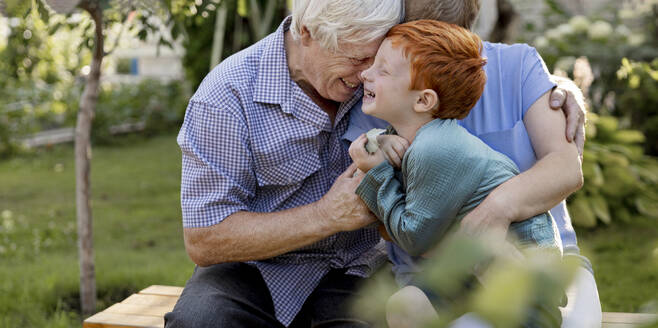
[459,91,583,235]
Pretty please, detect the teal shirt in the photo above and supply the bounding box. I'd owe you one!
[356,119,559,257]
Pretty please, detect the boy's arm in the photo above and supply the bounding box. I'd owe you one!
[356,140,479,256]
[459,91,583,236]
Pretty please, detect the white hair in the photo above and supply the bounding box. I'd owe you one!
[290,0,403,52]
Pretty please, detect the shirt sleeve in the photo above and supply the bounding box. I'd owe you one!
[521,46,557,117]
[355,139,483,256]
[177,100,256,228]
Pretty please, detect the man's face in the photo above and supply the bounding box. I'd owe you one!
[302,36,383,103]
[360,39,417,123]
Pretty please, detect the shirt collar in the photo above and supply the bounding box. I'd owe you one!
[253,16,293,106]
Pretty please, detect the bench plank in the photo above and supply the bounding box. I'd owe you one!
[105,303,175,317]
[83,285,658,328]
[121,294,178,308]
[139,285,184,297]
[602,312,658,324]
[83,312,164,328]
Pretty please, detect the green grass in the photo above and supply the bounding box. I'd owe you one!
[0,135,193,327]
[0,133,656,327]
[576,218,658,313]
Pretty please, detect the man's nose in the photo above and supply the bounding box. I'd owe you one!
[359,68,371,83]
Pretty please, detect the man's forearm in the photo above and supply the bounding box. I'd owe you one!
[184,202,336,266]
[482,147,583,223]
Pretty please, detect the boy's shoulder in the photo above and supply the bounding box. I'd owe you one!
[411,119,488,161]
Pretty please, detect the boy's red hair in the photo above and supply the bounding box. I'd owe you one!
[387,20,487,119]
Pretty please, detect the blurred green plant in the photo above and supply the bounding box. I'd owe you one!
[530,1,658,155]
[92,79,189,144]
[616,58,658,155]
[352,234,578,327]
[169,0,289,89]
[0,78,188,158]
[568,112,658,227]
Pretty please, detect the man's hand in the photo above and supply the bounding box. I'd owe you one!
[377,134,410,169]
[317,163,377,233]
[549,77,587,157]
[349,134,387,172]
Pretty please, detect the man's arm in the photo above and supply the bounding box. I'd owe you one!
[184,163,376,267]
[460,91,583,235]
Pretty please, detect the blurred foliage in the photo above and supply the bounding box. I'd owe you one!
[352,234,578,327]
[530,1,658,155]
[0,79,188,157]
[616,58,658,155]
[93,79,189,144]
[520,1,658,227]
[569,111,658,227]
[168,0,289,89]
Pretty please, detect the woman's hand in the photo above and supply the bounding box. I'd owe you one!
[377,134,410,168]
[349,134,386,172]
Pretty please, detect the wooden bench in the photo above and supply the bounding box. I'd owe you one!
[83,285,657,328]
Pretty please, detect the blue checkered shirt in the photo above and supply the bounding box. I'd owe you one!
[177,17,387,326]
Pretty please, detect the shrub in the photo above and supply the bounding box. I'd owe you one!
[568,113,658,227]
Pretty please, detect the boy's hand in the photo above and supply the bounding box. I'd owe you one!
[377,134,410,168]
[349,134,386,173]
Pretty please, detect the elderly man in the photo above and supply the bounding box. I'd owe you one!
[165,1,402,327]
[166,0,599,327]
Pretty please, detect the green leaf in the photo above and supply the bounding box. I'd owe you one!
[589,195,611,224]
[583,161,604,187]
[612,130,646,144]
[568,196,597,228]
[601,165,639,197]
[36,0,50,23]
[636,196,658,218]
[237,0,248,17]
[613,207,632,223]
[599,152,630,168]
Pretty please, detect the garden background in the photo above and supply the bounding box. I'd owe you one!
[0,0,657,326]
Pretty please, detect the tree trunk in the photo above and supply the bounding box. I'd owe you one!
[76,0,103,317]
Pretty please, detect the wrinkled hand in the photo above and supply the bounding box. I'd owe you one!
[376,134,410,169]
[318,163,377,232]
[549,77,586,157]
[349,134,386,173]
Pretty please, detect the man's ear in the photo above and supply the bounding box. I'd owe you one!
[300,26,313,46]
[413,89,439,114]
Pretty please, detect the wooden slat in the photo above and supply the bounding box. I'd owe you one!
[602,312,658,324]
[83,312,164,328]
[104,303,174,317]
[85,286,658,328]
[602,324,643,328]
[138,285,184,297]
[121,294,178,308]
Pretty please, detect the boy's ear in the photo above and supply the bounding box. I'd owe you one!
[413,89,439,114]
[300,26,313,46]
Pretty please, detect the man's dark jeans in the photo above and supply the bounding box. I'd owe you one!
[164,262,369,327]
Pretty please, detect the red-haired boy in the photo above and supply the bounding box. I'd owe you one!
[349,20,562,327]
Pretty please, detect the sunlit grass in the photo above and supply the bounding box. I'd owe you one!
[0,134,193,327]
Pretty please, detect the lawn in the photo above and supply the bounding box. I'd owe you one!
[0,133,656,327]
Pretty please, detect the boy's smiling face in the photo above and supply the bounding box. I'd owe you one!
[360,39,419,123]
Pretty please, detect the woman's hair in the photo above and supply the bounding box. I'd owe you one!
[387,20,487,119]
[404,0,481,30]
[290,0,403,52]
